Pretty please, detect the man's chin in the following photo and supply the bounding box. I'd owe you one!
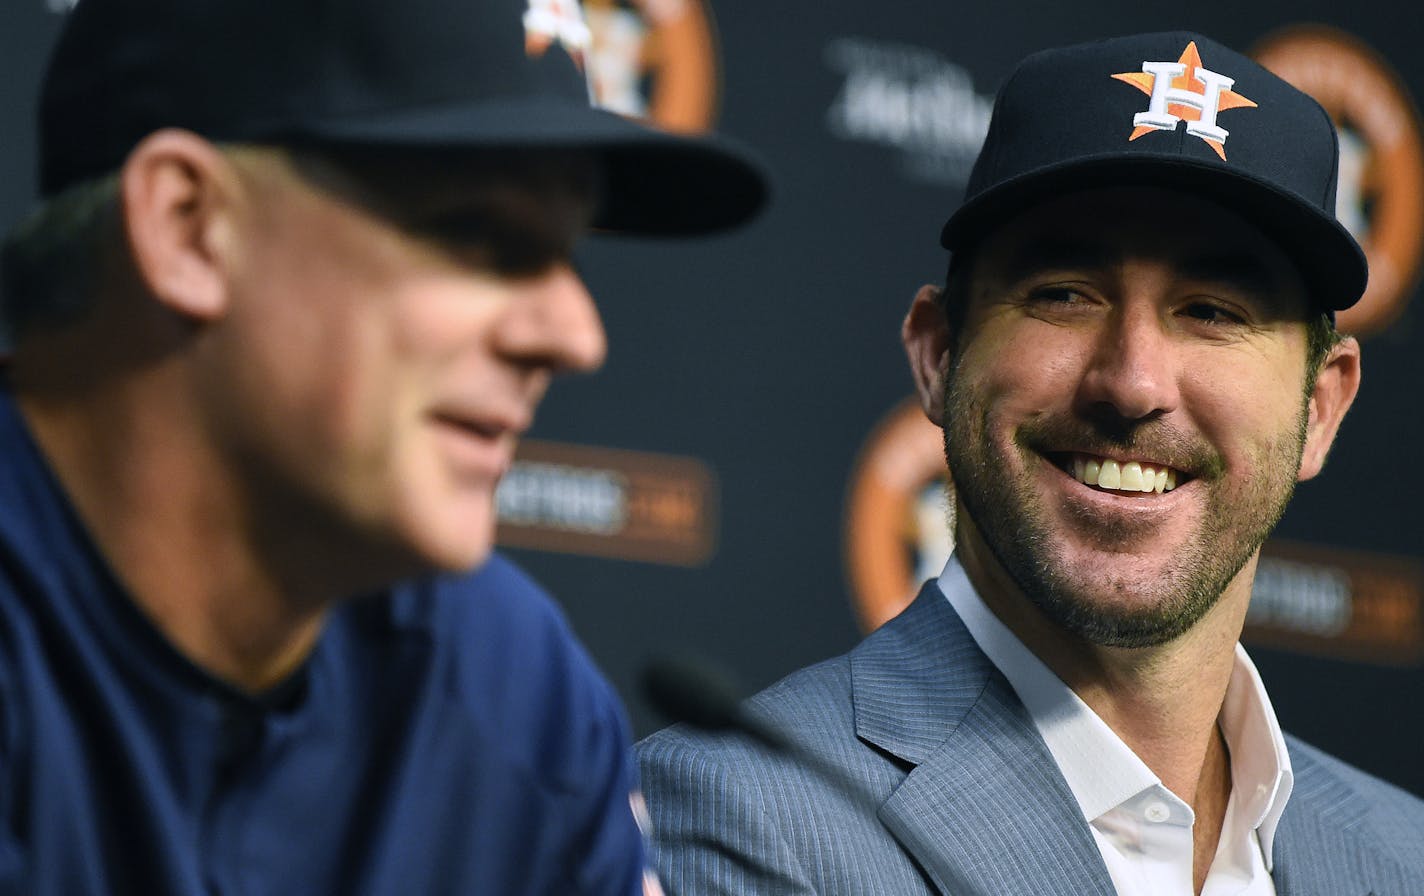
[422,535,496,574]
[393,511,498,576]
[1025,574,1220,649]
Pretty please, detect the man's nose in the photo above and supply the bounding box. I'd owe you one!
[1075,303,1180,423]
[495,264,608,374]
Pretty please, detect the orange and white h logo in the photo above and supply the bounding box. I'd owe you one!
[1112,42,1257,160]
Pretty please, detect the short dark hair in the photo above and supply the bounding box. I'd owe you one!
[1,143,285,344]
[1,173,121,342]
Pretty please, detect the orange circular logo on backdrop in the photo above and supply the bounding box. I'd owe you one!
[1254,26,1424,336]
[583,0,721,133]
[843,398,956,633]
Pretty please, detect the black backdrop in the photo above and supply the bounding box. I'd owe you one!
[4,0,1421,797]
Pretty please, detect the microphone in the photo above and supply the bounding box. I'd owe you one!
[640,656,887,816]
[640,656,792,753]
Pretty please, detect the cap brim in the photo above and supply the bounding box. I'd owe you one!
[280,96,769,236]
[940,154,1367,311]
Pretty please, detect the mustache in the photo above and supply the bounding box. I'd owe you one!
[1016,413,1225,479]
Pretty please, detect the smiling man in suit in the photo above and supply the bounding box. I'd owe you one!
[637,32,1424,896]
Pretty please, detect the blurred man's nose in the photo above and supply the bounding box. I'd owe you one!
[495,264,607,374]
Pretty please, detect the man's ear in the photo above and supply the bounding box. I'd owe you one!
[119,129,242,322]
[902,284,955,425]
[1298,335,1362,482]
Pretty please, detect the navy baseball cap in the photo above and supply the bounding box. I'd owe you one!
[942,31,1367,311]
[38,0,767,235]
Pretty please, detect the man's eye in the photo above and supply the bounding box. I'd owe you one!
[1180,302,1246,325]
[415,222,559,276]
[1030,287,1088,305]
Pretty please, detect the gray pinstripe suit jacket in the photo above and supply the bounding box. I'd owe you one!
[637,582,1424,895]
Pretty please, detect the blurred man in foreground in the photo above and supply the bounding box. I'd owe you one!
[0,0,763,892]
[639,32,1424,895]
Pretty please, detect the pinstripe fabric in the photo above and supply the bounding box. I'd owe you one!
[637,583,1424,895]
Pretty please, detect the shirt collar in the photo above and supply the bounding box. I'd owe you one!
[935,554,1293,867]
[1220,639,1294,867]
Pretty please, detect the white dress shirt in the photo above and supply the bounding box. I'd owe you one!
[937,556,1293,896]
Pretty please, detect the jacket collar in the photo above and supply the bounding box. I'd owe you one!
[849,581,1392,896]
[1271,742,1395,896]
[851,581,1116,896]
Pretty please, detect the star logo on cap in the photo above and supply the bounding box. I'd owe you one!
[1111,41,1257,160]
[524,0,592,68]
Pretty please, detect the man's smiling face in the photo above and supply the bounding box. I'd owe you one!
[938,186,1320,647]
[203,147,606,582]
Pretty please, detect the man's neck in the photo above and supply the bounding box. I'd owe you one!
[14,365,343,694]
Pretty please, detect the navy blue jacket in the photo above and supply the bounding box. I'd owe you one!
[0,388,646,895]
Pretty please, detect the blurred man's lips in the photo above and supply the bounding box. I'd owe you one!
[433,408,531,439]
[449,417,501,439]
[431,412,526,477]
[434,415,499,440]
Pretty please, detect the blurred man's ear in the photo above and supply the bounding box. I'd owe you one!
[902,284,954,426]
[1297,335,1362,482]
[120,128,243,322]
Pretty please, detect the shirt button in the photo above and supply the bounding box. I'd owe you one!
[1144,801,1171,823]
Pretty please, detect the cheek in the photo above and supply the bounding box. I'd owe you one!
[1182,370,1307,472]
[378,259,518,360]
[232,291,411,482]
[957,329,1081,426]
[1184,331,1310,426]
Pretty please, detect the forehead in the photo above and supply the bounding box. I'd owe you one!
[970,186,1308,306]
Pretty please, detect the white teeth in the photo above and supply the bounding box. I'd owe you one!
[1070,453,1179,494]
[1137,465,1156,493]
[1120,462,1145,491]
[1098,460,1121,489]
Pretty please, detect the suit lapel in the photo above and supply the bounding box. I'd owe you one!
[851,583,1115,896]
[1271,744,1386,896]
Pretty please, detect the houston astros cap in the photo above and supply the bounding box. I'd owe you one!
[38,0,766,235]
[942,31,1367,311]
